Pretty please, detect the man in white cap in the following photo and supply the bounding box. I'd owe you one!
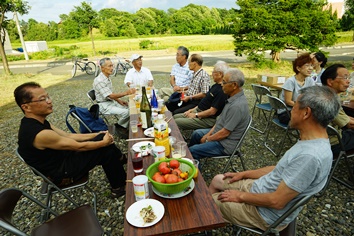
[124,54,154,88]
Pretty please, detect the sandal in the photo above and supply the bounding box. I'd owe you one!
[111,186,126,199]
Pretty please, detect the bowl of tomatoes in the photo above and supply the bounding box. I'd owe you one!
[146,158,196,194]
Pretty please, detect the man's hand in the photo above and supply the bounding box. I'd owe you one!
[217,189,243,203]
[127,88,136,95]
[200,134,209,143]
[173,85,181,92]
[117,99,128,106]
[102,132,115,146]
[181,96,190,102]
[223,172,245,183]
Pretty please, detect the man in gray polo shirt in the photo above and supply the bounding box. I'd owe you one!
[189,68,249,159]
[209,86,340,231]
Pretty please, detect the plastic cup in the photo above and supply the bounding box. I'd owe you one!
[130,148,143,173]
[192,159,199,179]
[130,120,138,133]
[132,175,149,201]
[178,141,187,158]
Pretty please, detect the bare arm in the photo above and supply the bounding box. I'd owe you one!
[33,129,114,151]
[108,88,135,101]
[181,92,206,102]
[201,127,230,143]
[50,124,102,142]
[223,166,276,183]
[283,90,295,107]
[218,180,299,210]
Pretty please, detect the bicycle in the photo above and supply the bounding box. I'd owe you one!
[71,57,96,78]
[112,56,133,76]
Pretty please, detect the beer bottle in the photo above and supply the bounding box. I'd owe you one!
[140,86,152,129]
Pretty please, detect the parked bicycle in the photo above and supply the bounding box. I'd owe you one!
[71,57,96,78]
[94,56,133,77]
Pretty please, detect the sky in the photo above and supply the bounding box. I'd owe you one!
[16,0,239,23]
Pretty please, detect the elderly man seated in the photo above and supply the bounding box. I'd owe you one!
[124,54,154,88]
[209,86,340,231]
[188,68,249,160]
[173,61,229,130]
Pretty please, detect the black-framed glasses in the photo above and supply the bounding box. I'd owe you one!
[336,75,350,80]
[23,95,51,104]
[222,80,235,85]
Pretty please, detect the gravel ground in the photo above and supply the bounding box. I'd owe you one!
[0,73,353,236]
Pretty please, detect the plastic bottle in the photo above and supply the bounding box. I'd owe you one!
[150,89,158,109]
[154,114,170,157]
[140,86,152,129]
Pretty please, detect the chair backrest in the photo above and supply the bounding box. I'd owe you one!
[326,125,346,151]
[263,195,313,235]
[87,89,96,104]
[252,84,271,102]
[267,94,291,117]
[230,115,252,157]
[66,106,93,133]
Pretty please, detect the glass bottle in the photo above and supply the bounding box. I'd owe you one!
[151,89,158,109]
[140,86,152,129]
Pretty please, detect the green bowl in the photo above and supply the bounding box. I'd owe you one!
[146,158,196,194]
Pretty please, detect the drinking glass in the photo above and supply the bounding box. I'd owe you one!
[130,148,143,173]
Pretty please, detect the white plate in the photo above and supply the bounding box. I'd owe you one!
[144,127,171,138]
[152,179,195,199]
[126,199,165,228]
[132,141,155,153]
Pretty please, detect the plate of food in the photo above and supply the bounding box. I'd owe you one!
[126,199,164,227]
[152,179,195,199]
[144,127,171,138]
[132,141,155,155]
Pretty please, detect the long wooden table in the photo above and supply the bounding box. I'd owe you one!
[124,105,226,235]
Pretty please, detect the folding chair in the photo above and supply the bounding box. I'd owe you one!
[66,105,93,133]
[202,115,252,173]
[264,95,299,157]
[317,126,354,196]
[15,149,97,221]
[233,195,313,236]
[87,89,117,124]
[250,84,272,134]
[0,188,103,236]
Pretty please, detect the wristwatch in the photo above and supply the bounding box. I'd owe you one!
[195,113,199,118]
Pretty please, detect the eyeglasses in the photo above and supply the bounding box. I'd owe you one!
[212,71,220,74]
[23,95,51,104]
[336,75,350,80]
[303,64,314,68]
[222,80,235,85]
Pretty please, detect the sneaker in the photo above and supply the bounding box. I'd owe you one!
[111,186,126,199]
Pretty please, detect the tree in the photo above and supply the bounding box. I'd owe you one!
[233,0,338,62]
[71,2,98,55]
[0,0,29,75]
[340,0,354,40]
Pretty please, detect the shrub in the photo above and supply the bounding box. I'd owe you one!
[139,40,153,49]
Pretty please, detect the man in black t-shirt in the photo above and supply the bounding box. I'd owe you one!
[14,82,126,199]
[173,61,229,130]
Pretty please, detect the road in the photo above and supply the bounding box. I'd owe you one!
[2,46,353,76]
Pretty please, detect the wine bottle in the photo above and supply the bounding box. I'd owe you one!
[140,86,152,129]
[151,89,158,109]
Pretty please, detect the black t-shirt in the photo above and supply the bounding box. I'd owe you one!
[197,83,227,117]
[18,117,67,178]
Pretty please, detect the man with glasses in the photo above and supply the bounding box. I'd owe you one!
[124,54,154,88]
[160,46,193,102]
[173,61,229,130]
[15,82,127,198]
[188,68,249,160]
[93,58,135,138]
[166,53,210,114]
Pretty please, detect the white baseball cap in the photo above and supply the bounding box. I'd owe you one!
[130,54,143,62]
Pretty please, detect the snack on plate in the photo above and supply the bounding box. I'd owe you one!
[140,205,157,224]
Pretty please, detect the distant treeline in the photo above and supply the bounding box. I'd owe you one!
[7,4,237,42]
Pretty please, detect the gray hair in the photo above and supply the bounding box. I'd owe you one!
[298,86,340,127]
[214,61,229,75]
[99,57,111,67]
[225,68,245,87]
[177,46,189,59]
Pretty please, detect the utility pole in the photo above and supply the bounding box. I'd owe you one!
[14,11,29,61]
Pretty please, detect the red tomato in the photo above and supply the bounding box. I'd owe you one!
[165,174,178,183]
[158,162,171,175]
[172,168,182,176]
[169,159,180,169]
[177,178,184,182]
[152,172,162,181]
[155,175,166,183]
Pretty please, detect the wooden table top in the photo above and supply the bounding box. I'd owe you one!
[123,110,226,236]
[258,81,283,91]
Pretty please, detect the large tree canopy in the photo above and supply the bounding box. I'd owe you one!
[0,0,29,75]
[340,0,354,40]
[233,0,338,62]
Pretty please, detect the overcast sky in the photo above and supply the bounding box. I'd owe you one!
[16,0,239,23]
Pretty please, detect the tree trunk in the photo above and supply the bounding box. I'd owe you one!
[271,50,281,63]
[89,27,96,56]
[0,41,11,75]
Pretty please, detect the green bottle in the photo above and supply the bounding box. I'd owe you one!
[140,86,152,129]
